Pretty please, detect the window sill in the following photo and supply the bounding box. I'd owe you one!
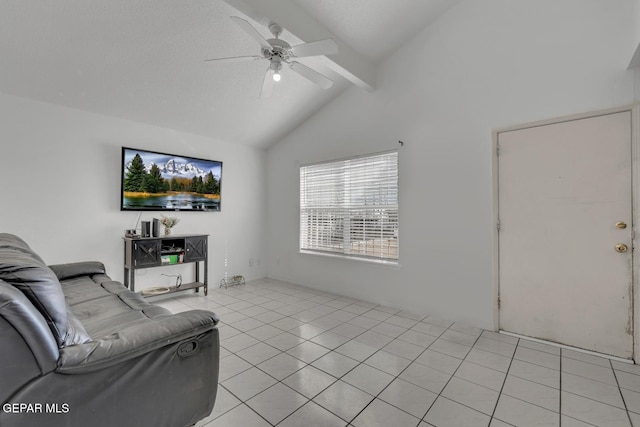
[299,250,401,268]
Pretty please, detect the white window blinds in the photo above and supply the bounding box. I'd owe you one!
[300,151,399,263]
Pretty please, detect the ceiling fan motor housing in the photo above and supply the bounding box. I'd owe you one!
[262,38,292,62]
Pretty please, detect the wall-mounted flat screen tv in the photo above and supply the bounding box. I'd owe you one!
[121,147,222,211]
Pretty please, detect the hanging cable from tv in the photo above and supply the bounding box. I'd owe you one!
[161,273,182,288]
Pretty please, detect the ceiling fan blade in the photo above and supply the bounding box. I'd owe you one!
[230,16,271,50]
[289,61,333,89]
[259,67,275,98]
[204,55,263,63]
[291,39,338,58]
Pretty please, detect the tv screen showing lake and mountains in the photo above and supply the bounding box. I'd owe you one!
[121,147,222,211]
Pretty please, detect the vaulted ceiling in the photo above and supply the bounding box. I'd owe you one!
[0,0,462,149]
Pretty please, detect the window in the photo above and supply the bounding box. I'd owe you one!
[300,151,399,263]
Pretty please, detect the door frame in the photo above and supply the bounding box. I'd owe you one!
[492,103,640,361]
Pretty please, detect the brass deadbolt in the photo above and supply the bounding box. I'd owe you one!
[616,221,627,229]
[615,243,628,253]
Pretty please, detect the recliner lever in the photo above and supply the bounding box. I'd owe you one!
[177,340,199,358]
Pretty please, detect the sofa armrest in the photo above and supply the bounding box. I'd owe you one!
[57,309,218,373]
[48,261,106,281]
[3,309,220,427]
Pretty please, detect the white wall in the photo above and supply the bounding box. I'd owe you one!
[0,93,266,291]
[635,0,640,45]
[634,0,640,100]
[266,0,636,329]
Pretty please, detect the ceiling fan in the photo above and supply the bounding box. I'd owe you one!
[206,16,338,98]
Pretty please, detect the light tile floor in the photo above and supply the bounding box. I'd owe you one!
[153,278,640,427]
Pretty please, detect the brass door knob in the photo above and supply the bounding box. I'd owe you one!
[616,221,627,229]
[615,243,628,253]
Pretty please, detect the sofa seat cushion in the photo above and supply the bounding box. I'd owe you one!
[0,233,90,347]
[60,274,120,306]
[59,273,172,339]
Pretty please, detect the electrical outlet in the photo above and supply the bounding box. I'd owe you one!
[249,258,254,267]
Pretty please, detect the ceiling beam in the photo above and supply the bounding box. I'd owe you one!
[223,0,375,91]
[629,42,640,69]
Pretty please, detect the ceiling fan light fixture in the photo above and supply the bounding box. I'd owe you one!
[270,60,283,82]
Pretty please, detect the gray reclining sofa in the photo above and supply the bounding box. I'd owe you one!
[0,233,219,427]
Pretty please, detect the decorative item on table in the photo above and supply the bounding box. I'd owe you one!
[141,286,171,296]
[152,218,160,237]
[141,221,151,237]
[124,229,138,238]
[160,215,179,235]
[161,254,180,265]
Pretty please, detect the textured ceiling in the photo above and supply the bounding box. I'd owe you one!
[294,0,462,63]
[0,0,460,149]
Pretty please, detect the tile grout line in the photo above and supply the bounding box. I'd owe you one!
[214,284,348,426]
[203,286,334,425]
[559,356,635,425]
[414,325,488,426]
[560,347,562,427]
[265,298,406,426]
[213,383,278,427]
[496,338,596,427]
[198,288,499,425]
[216,286,425,424]
[259,303,462,425]
[610,358,634,427]
[214,287,406,426]
[187,281,634,427]
[292,305,425,425]
[342,319,457,426]
[501,331,633,365]
[484,336,518,426]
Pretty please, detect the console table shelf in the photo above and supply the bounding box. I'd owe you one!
[124,234,208,296]
[140,281,204,297]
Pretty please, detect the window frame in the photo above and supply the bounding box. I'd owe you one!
[299,150,399,265]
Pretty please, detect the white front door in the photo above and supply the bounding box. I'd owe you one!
[498,110,634,359]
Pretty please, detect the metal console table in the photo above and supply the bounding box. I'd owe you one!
[123,234,208,296]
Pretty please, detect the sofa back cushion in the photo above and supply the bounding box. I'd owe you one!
[0,279,59,399]
[0,234,91,347]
